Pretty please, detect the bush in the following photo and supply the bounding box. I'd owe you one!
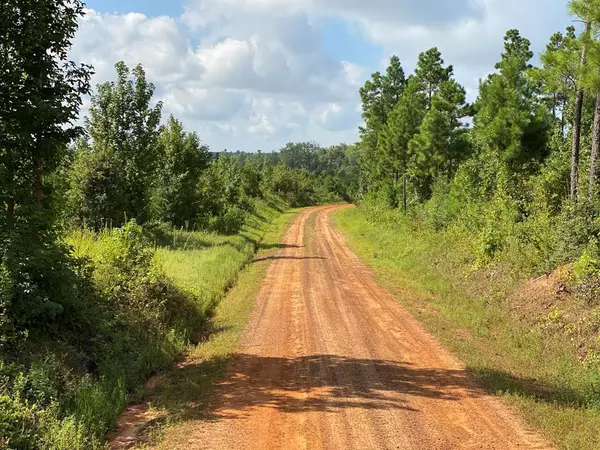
[0,220,207,448]
[0,395,37,450]
[422,178,461,231]
[573,237,600,305]
[208,205,248,235]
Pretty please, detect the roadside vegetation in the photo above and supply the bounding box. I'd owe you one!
[334,207,600,449]
[6,0,600,448]
[330,0,600,448]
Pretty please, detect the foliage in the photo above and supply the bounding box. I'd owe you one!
[0,0,92,326]
[151,115,210,228]
[68,62,162,228]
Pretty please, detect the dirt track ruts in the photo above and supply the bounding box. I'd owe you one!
[176,205,552,450]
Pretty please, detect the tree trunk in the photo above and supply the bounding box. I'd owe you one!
[402,174,407,212]
[570,88,583,200]
[561,103,565,142]
[571,21,591,202]
[590,94,600,200]
[402,147,407,212]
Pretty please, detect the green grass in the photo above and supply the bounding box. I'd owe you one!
[333,206,600,450]
[155,200,286,315]
[127,207,300,448]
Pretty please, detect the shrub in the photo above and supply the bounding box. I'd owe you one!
[0,220,206,448]
[211,205,248,235]
[0,395,37,450]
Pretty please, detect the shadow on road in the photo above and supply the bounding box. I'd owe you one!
[142,351,588,424]
[252,255,326,263]
[143,353,484,421]
[257,243,304,251]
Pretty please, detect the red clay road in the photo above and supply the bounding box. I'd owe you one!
[171,205,552,450]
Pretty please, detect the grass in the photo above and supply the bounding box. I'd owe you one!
[155,200,286,315]
[332,206,600,450]
[124,207,300,448]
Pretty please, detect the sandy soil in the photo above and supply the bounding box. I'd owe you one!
[159,205,553,450]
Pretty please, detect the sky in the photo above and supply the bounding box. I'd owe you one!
[70,0,574,152]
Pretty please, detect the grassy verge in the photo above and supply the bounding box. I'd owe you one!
[125,207,300,448]
[155,199,289,316]
[0,198,293,449]
[333,206,600,450]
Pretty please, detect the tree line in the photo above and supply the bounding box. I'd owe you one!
[357,0,600,276]
[63,63,359,232]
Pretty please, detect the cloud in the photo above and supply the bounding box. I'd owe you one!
[313,103,361,132]
[162,86,248,121]
[183,0,483,29]
[70,0,570,151]
[72,10,193,84]
[70,5,363,151]
[356,0,571,100]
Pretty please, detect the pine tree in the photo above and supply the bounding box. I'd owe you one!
[539,27,579,138]
[571,0,600,199]
[382,55,406,115]
[358,56,407,194]
[413,48,453,110]
[408,78,470,200]
[473,30,551,179]
[378,78,426,209]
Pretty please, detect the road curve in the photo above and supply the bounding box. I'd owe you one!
[180,205,552,450]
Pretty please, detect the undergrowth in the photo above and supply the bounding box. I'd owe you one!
[0,199,287,449]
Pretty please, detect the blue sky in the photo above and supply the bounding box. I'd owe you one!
[86,0,181,17]
[72,0,572,152]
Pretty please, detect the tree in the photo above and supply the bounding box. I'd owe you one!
[378,78,426,209]
[473,29,551,184]
[382,55,406,116]
[571,0,600,199]
[358,56,407,194]
[69,62,163,227]
[152,115,210,227]
[359,71,386,133]
[539,27,579,137]
[407,79,470,201]
[0,0,92,324]
[565,3,592,200]
[413,48,453,110]
[279,141,321,172]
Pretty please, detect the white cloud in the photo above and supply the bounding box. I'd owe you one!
[70,5,362,151]
[70,0,570,151]
[355,0,571,100]
[314,103,361,132]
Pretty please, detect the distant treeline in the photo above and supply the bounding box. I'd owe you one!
[61,62,360,234]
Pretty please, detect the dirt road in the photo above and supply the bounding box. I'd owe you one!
[177,205,551,450]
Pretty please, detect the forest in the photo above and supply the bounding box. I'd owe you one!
[4,0,600,448]
[354,5,600,278]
